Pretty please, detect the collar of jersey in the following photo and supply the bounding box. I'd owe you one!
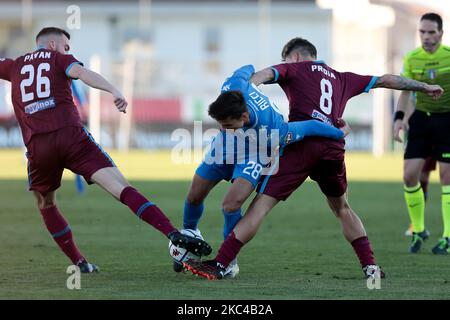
[420,44,443,57]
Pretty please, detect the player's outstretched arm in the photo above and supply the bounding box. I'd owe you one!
[68,64,128,113]
[373,74,444,100]
[284,120,344,146]
[250,68,274,86]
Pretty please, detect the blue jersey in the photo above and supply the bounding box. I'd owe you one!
[221,65,288,138]
[197,65,344,187]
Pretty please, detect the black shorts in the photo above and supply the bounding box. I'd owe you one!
[405,110,450,163]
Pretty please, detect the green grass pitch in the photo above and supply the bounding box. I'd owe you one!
[1,178,449,299]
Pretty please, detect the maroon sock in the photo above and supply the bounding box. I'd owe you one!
[40,206,84,265]
[215,231,244,268]
[351,236,376,267]
[120,186,176,236]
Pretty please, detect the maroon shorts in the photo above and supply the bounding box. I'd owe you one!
[422,156,437,172]
[257,137,347,200]
[26,126,115,194]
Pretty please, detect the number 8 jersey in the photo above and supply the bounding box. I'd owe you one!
[270,61,377,146]
[0,49,83,145]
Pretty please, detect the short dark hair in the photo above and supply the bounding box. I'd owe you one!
[421,13,443,31]
[36,27,71,43]
[281,37,317,60]
[208,91,247,121]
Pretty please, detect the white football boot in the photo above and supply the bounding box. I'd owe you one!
[223,258,239,278]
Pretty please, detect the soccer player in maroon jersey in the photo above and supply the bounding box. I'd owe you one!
[0,27,211,272]
[183,37,443,280]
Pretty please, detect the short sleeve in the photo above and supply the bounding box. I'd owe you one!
[55,53,84,79]
[401,55,412,79]
[0,58,14,81]
[342,72,378,98]
[270,63,290,84]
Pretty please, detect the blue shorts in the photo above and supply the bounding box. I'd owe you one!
[197,131,269,188]
[195,160,264,189]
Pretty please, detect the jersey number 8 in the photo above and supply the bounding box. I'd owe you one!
[319,78,333,115]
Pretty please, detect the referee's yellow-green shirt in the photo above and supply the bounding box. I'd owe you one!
[402,44,450,113]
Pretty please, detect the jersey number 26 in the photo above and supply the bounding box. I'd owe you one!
[20,63,51,103]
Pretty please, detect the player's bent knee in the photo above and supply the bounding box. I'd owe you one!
[403,174,420,187]
[403,167,422,187]
[40,202,56,209]
[186,185,208,205]
[186,191,206,206]
[222,199,244,213]
[335,207,351,218]
[330,201,351,218]
[186,176,216,205]
[34,192,56,209]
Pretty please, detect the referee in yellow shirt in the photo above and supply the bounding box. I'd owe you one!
[394,13,450,254]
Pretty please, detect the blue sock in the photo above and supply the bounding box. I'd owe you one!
[222,208,242,240]
[183,200,204,230]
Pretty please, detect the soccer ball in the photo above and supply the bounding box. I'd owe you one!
[168,229,204,263]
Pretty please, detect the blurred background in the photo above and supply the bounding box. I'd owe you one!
[0,0,448,156]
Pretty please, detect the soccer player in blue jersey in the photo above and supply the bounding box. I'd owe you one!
[175,64,348,276]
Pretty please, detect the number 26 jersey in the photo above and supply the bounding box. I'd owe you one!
[0,49,84,145]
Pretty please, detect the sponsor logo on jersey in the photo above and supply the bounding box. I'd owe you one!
[24,97,56,114]
[284,132,293,145]
[311,109,333,125]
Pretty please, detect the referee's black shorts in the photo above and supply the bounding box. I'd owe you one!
[405,110,450,163]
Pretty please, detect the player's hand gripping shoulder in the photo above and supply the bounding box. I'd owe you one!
[336,118,351,137]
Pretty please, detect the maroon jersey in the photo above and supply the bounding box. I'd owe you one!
[271,60,377,131]
[0,49,84,145]
[256,61,377,200]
